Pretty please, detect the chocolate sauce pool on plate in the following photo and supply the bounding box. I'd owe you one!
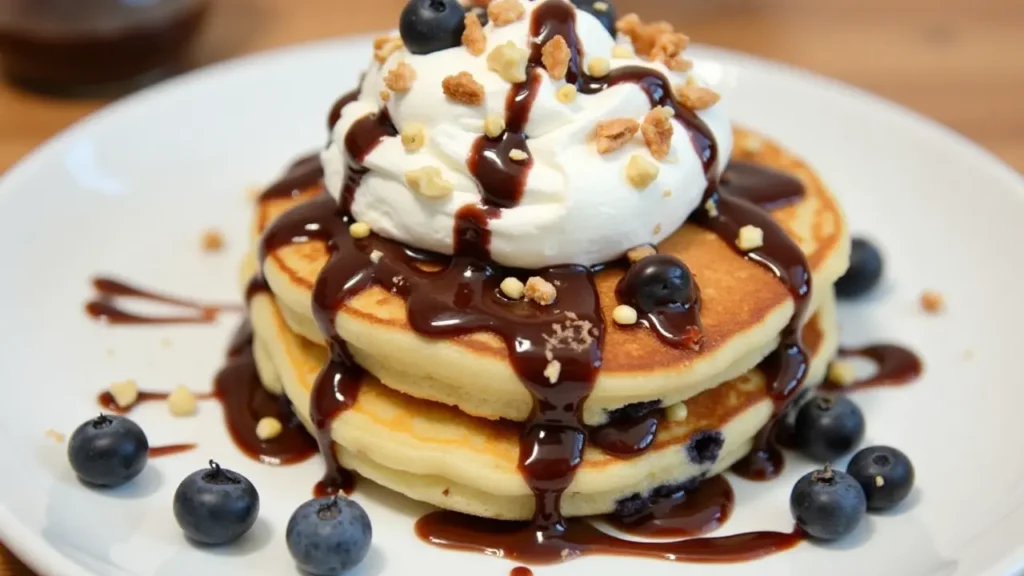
[85,276,241,325]
[823,345,923,392]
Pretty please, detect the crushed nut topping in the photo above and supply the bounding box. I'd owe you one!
[462,12,487,56]
[615,13,673,58]
[380,90,391,103]
[201,229,224,252]
[384,61,416,92]
[704,198,719,217]
[587,56,610,78]
[544,360,562,383]
[674,77,721,111]
[349,221,372,239]
[370,250,384,264]
[594,118,639,154]
[442,71,485,105]
[484,114,506,138]
[543,316,597,357]
[45,429,66,443]
[488,41,529,83]
[650,32,690,69]
[920,290,945,314]
[556,84,578,104]
[108,379,139,409]
[612,304,638,326]
[487,0,525,26]
[509,148,529,161]
[524,276,557,305]
[828,360,858,387]
[541,35,571,80]
[641,106,674,160]
[652,223,662,235]
[374,36,404,63]
[168,385,198,417]
[592,1,610,11]
[665,402,688,422]
[736,225,764,251]
[626,154,660,190]
[626,244,656,263]
[611,44,635,59]
[500,277,525,300]
[401,123,427,152]
[405,166,455,198]
[255,417,283,441]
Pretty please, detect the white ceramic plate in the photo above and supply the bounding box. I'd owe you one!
[1,36,1023,576]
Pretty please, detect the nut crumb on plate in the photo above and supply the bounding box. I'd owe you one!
[524,277,557,305]
[626,154,660,190]
[462,12,487,56]
[108,379,139,409]
[405,166,455,198]
[442,71,485,106]
[201,229,224,252]
[594,118,639,154]
[920,290,944,313]
[541,35,571,80]
[384,61,416,92]
[256,417,283,441]
[168,385,198,417]
[45,429,66,443]
[612,304,638,326]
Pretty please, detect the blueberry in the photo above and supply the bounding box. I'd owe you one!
[836,237,883,298]
[286,496,372,575]
[847,446,915,511]
[616,254,695,314]
[790,465,866,540]
[67,414,148,487]
[794,394,865,462]
[573,0,616,37]
[399,0,466,55]
[173,460,260,545]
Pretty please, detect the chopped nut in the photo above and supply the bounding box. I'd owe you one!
[704,198,719,217]
[405,166,455,198]
[828,360,858,387]
[462,13,487,56]
[349,221,372,239]
[380,90,391,103]
[401,123,427,152]
[920,290,945,314]
[641,106,674,160]
[484,114,506,138]
[653,223,662,235]
[487,0,525,26]
[650,32,689,67]
[201,229,224,252]
[587,57,610,78]
[742,136,764,154]
[556,84,578,104]
[108,379,139,409]
[509,148,529,162]
[612,304,638,325]
[736,225,764,251]
[500,277,526,300]
[592,1,610,11]
[626,154,659,190]
[663,189,672,198]
[374,36,404,63]
[487,41,529,83]
[384,61,416,93]
[875,475,885,487]
[626,245,656,262]
[524,277,557,305]
[168,385,198,417]
[45,429,66,443]
[594,118,639,154]
[666,56,693,72]
[611,44,635,59]
[541,35,571,80]
[255,417,283,441]
[675,78,721,111]
[544,360,562,383]
[616,13,674,58]
[665,402,688,422]
[442,71,486,105]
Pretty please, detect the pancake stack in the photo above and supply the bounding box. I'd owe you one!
[242,125,850,521]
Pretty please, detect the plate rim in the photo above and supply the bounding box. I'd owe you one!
[1,35,1023,576]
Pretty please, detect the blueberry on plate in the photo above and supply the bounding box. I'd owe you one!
[572,0,617,37]
[847,446,915,511]
[173,460,260,545]
[795,394,865,462]
[67,414,149,487]
[400,0,467,55]
[836,237,883,298]
[790,464,867,540]
[616,254,695,313]
[287,496,372,576]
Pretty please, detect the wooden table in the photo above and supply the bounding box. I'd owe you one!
[1,0,1021,573]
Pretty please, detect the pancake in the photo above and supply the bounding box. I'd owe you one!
[253,127,849,425]
[248,283,839,519]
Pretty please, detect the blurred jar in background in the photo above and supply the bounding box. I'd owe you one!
[0,0,210,95]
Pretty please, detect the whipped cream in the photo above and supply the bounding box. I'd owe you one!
[322,1,733,269]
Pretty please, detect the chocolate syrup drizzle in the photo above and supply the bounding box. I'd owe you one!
[85,276,241,325]
[149,443,197,458]
[822,345,923,393]
[256,0,814,563]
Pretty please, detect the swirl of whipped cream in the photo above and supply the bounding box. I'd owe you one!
[322,1,733,269]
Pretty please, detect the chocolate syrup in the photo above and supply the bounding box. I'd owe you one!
[605,474,733,538]
[97,388,212,414]
[510,567,533,576]
[85,276,241,325]
[720,162,805,210]
[149,443,197,458]
[213,320,319,466]
[415,510,802,565]
[259,153,325,202]
[588,411,658,457]
[823,345,923,392]
[328,89,360,131]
